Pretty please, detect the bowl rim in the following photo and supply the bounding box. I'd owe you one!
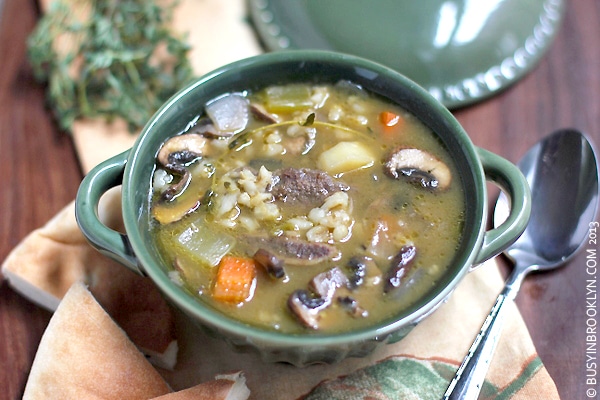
[122,50,486,347]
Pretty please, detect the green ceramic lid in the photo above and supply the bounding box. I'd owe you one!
[249,0,565,108]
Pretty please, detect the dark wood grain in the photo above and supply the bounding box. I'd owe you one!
[452,2,600,399]
[0,1,81,399]
[0,0,598,399]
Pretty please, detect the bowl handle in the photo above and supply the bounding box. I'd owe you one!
[75,150,144,275]
[473,147,531,266]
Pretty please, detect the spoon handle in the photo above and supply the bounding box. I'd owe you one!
[442,272,523,400]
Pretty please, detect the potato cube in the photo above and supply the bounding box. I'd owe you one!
[318,141,376,175]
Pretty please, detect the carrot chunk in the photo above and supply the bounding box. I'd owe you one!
[212,256,257,303]
[379,111,402,127]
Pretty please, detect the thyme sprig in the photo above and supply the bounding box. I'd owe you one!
[27,0,195,133]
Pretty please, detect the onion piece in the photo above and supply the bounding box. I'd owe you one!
[205,93,249,135]
[175,222,236,267]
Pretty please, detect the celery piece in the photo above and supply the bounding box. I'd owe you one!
[175,222,236,267]
[264,85,313,112]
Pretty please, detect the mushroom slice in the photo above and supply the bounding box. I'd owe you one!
[337,296,368,318]
[346,255,381,289]
[253,248,286,279]
[249,103,279,124]
[346,256,368,288]
[384,245,417,293]
[152,193,201,225]
[288,290,328,330]
[191,116,221,138]
[288,267,349,329]
[384,147,452,190]
[157,133,208,168]
[152,168,210,225]
[160,168,192,202]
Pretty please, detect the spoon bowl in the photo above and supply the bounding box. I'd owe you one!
[495,129,599,269]
[444,128,599,399]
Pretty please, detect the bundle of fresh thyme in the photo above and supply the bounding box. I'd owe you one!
[27,0,195,133]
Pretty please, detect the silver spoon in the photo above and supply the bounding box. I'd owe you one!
[443,129,599,400]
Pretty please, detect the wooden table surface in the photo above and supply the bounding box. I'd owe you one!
[1,0,599,398]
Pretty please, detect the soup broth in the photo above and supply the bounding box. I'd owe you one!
[150,82,465,334]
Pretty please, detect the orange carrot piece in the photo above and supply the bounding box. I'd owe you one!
[379,111,402,127]
[212,256,257,303]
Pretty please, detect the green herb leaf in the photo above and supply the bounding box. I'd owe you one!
[27,0,195,134]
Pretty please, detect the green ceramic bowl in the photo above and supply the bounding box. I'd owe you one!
[76,50,530,366]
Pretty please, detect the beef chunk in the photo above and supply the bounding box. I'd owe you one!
[244,235,339,265]
[271,168,349,206]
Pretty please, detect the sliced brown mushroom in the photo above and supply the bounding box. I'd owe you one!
[249,103,279,124]
[253,248,286,279]
[384,245,417,293]
[157,133,208,168]
[287,290,328,330]
[160,167,192,202]
[151,191,202,225]
[346,255,373,288]
[288,267,350,329]
[153,133,209,224]
[155,135,201,206]
[337,296,369,318]
[384,147,452,190]
[191,116,221,138]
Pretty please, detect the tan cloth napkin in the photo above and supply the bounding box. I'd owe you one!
[22,280,250,399]
[2,0,561,398]
[2,198,560,399]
